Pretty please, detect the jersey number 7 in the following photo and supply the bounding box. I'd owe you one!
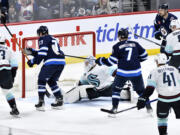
[125,48,133,61]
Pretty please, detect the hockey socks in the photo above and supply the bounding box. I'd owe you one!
[158,118,168,135]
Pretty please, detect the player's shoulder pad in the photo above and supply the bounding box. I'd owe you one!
[168,13,178,19]
[112,42,120,50]
[38,35,51,46]
[155,14,161,20]
[127,40,140,46]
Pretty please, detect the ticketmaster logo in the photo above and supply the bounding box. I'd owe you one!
[96,23,155,42]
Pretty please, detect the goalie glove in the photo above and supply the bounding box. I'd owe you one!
[24,48,37,56]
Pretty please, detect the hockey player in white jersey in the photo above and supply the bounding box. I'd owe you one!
[65,56,131,103]
[137,53,180,135]
[165,19,180,69]
[0,33,19,116]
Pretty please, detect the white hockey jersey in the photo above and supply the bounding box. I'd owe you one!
[80,65,116,90]
[165,29,180,55]
[147,64,180,102]
[0,45,18,71]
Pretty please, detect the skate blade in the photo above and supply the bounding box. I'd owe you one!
[36,107,45,112]
[51,106,63,110]
[108,113,116,118]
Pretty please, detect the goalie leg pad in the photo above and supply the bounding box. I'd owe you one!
[64,85,93,103]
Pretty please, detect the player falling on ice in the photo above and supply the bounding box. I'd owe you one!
[0,33,19,116]
[26,26,65,111]
[95,29,152,114]
[65,56,132,103]
[137,53,180,135]
[165,19,180,69]
[154,3,177,53]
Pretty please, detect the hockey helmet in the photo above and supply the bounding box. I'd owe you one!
[170,19,180,29]
[0,33,6,44]
[155,53,167,65]
[118,29,129,39]
[84,56,96,71]
[37,26,49,36]
[158,4,168,10]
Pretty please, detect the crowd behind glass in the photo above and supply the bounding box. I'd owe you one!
[0,0,178,23]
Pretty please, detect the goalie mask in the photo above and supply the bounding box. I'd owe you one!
[84,56,96,72]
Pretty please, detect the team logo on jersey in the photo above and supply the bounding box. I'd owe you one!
[87,74,100,87]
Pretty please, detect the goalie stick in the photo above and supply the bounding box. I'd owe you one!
[100,99,158,114]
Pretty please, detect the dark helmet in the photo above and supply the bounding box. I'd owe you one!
[118,29,129,39]
[158,3,168,10]
[37,26,49,36]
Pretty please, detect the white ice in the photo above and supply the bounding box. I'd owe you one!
[0,56,179,135]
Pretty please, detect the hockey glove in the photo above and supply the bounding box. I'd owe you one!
[27,59,34,67]
[24,48,37,56]
[137,97,147,110]
[95,57,103,66]
[154,31,162,40]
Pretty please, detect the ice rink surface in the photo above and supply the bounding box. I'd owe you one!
[0,56,179,135]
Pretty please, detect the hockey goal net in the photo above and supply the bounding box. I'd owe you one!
[16,31,96,98]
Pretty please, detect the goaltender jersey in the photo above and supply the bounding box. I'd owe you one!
[80,65,115,90]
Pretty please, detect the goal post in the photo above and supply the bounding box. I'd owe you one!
[21,31,96,98]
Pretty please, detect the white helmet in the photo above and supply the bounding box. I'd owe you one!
[155,53,167,65]
[170,19,180,29]
[84,56,96,72]
[0,33,6,43]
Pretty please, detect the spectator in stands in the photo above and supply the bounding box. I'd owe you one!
[15,0,37,22]
[0,0,9,23]
[62,0,77,18]
[9,3,18,23]
[94,0,112,15]
[36,0,60,20]
[76,0,97,17]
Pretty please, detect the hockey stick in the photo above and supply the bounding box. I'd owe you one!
[2,23,30,60]
[63,54,96,60]
[128,26,163,48]
[133,33,163,47]
[101,98,158,114]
